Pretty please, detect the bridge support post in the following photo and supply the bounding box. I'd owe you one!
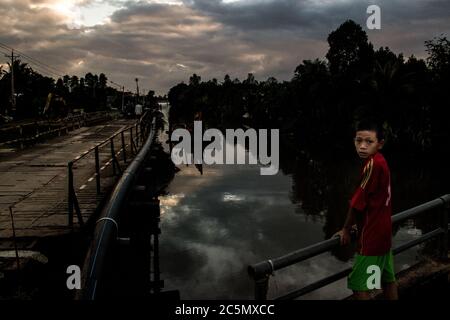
[67,161,84,227]
[254,275,270,301]
[136,125,139,148]
[440,201,449,260]
[130,127,136,154]
[19,125,23,149]
[121,131,127,163]
[110,138,116,175]
[149,199,163,294]
[128,198,159,297]
[68,162,74,227]
[95,146,101,194]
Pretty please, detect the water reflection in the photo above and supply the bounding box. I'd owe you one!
[158,163,347,299]
[222,192,246,202]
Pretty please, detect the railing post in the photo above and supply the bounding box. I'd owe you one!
[151,200,162,293]
[110,138,116,175]
[441,199,449,260]
[95,146,101,194]
[135,124,139,148]
[141,122,145,143]
[254,275,270,301]
[19,125,24,149]
[153,231,161,293]
[130,127,136,154]
[121,131,127,163]
[68,162,74,227]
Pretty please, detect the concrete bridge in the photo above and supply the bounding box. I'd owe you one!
[0,112,152,298]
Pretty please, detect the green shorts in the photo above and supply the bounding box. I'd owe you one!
[348,250,396,292]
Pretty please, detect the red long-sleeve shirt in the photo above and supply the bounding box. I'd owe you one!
[350,152,392,256]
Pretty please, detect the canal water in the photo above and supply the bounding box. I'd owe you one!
[156,103,447,299]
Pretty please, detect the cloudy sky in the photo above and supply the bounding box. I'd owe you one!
[1,0,449,95]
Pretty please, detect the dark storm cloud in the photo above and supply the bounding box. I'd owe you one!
[191,0,450,25]
[184,0,450,38]
[78,1,312,90]
[184,0,323,30]
[1,0,449,94]
[110,1,172,23]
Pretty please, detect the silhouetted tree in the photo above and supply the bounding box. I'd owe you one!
[326,19,374,79]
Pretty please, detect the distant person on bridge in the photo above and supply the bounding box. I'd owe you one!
[335,119,398,300]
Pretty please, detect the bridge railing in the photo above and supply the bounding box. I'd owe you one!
[248,194,450,300]
[78,116,157,300]
[0,111,116,148]
[67,111,151,227]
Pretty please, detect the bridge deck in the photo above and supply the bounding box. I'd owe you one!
[0,118,137,245]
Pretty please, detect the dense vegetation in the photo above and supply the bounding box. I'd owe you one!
[168,20,450,158]
[0,65,161,120]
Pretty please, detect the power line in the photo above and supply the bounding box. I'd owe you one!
[109,80,123,88]
[0,43,10,51]
[0,42,139,94]
[1,54,64,78]
[0,54,60,79]
[30,64,63,78]
[109,80,133,93]
[11,57,63,79]
[0,42,67,75]
[109,80,126,111]
[1,53,61,80]
[27,64,62,79]
[0,48,11,56]
[17,55,64,78]
[21,56,64,77]
[0,42,66,78]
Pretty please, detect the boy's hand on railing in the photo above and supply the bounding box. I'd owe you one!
[333,228,351,246]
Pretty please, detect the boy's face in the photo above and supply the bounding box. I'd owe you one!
[354,130,384,159]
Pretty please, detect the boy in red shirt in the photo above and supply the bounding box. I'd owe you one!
[336,120,398,300]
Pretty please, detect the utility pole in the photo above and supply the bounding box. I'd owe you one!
[121,86,125,112]
[109,80,125,112]
[135,78,140,102]
[5,49,20,115]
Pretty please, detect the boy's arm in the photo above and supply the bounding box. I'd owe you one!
[343,206,357,231]
[335,158,381,245]
[336,158,380,245]
[335,206,358,245]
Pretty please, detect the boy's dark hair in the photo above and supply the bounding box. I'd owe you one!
[355,119,385,141]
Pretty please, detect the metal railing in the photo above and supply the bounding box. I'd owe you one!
[0,111,116,148]
[79,116,157,300]
[248,194,450,300]
[67,111,151,227]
